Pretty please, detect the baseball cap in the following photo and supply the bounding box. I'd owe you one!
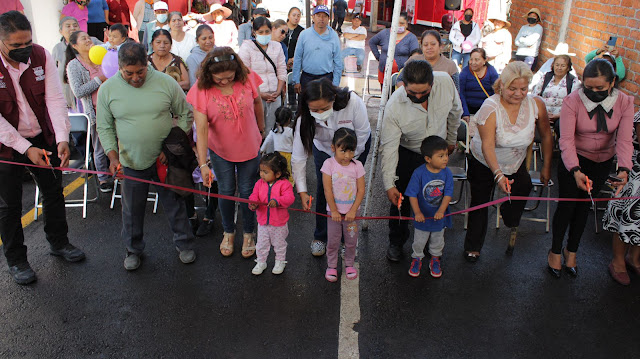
[153,1,168,11]
[313,5,330,16]
[253,7,269,17]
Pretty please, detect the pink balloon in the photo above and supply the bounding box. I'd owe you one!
[101,50,119,78]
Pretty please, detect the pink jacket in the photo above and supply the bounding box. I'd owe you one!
[559,90,635,171]
[238,40,287,93]
[249,178,295,226]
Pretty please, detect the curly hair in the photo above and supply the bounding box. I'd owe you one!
[197,47,250,90]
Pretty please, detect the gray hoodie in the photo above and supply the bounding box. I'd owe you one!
[186,46,209,87]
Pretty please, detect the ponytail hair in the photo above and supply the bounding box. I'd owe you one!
[63,30,83,84]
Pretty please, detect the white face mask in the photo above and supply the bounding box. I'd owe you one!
[397,27,405,34]
[310,108,333,122]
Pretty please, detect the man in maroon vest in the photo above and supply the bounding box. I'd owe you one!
[0,11,85,285]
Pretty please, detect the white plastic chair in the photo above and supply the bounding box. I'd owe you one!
[110,178,159,214]
[34,113,98,219]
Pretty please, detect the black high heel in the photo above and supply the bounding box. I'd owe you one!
[547,250,561,278]
[562,248,578,277]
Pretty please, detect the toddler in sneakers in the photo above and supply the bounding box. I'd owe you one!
[405,136,453,278]
[321,128,365,282]
[248,152,295,275]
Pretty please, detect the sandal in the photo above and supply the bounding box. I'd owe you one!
[345,266,358,280]
[241,233,256,258]
[220,232,235,257]
[325,268,338,282]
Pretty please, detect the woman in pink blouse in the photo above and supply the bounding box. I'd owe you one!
[548,59,634,278]
[187,47,265,259]
[238,17,287,135]
[61,0,89,32]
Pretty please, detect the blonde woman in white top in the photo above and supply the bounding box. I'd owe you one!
[464,61,553,261]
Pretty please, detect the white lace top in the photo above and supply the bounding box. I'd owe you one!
[470,94,538,175]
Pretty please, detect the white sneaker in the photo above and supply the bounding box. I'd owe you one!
[272,260,287,274]
[252,261,267,275]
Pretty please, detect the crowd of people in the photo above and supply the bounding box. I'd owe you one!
[0,2,638,289]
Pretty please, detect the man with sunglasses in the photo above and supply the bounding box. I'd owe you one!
[378,60,462,262]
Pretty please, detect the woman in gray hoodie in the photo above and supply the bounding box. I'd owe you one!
[187,25,216,87]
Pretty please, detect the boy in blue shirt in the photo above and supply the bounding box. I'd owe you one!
[405,136,454,278]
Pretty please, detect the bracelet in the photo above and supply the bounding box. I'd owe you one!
[199,163,208,170]
[493,172,503,181]
[492,168,502,175]
[495,174,505,184]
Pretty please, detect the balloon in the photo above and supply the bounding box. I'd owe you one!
[461,40,473,52]
[101,50,119,79]
[88,45,107,65]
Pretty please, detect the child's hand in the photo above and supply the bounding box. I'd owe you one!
[434,211,445,220]
[331,212,342,222]
[344,210,357,222]
[414,212,425,223]
[248,203,258,211]
[267,199,278,208]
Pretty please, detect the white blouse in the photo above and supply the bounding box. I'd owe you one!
[470,94,538,175]
[170,32,197,61]
[531,74,581,117]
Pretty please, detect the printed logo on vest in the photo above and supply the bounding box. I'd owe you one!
[0,80,6,89]
[33,66,45,82]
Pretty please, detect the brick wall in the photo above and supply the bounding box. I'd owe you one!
[508,0,640,109]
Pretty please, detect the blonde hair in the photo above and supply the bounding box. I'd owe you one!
[492,61,533,94]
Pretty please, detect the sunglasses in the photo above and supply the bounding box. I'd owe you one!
[280,29,286,35]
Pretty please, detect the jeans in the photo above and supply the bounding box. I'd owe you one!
[313,135,372,243]
[451,50,470,69]
[90,123,110,182]
[342,48,365,67]
[209,149,259,234]
[463,154,533,253]
[0,134,69,267]
[121,165,195,254]
[551,155,612,254]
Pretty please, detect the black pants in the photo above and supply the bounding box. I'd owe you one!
[332,16,345,32]
[388,146,424,247]
[241,10,249,23]
[87,22,108,40]
[515,55,538,70]
[300,72,333,94]
[463,154,533,253]
[0,135,69,267]
[551,155,612,254]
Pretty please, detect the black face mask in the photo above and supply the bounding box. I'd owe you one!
[407,93,429,104]
[583,87,610,103]
[464,14,473,22]
[7,45,32,64]
[527,17,538,24]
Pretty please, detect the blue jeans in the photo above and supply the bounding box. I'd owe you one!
[342,48,365,67]
[210,149,259,234]
[451,50,469,69]
[312,135,372,243]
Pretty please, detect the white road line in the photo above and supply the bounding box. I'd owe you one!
[338,262,360,359]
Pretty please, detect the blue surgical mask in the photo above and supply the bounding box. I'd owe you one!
[157,14,168,23]
[256,34,271,46]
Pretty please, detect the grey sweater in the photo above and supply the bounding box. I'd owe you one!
[66,57,102,124]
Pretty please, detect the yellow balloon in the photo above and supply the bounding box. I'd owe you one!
[88,46,107,65]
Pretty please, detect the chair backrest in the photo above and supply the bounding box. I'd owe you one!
[69,113,90,133]
[457,119,469,153]
[390,72,399,93]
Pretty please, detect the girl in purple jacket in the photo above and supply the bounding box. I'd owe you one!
[249,153,296,275]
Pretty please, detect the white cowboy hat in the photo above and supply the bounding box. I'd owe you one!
[487,13,511,28]
[203,4,232,22]
[548,42,576,56]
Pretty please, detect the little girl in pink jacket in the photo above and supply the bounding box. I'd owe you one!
[249,152,295,275]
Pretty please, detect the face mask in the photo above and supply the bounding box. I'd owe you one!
[215,15,223,22]
[464,14,473,22]
[310,108,333,122]
[397,27,405,34]
[583,87,610,103]
[527,17,537,24]
[157,14,168,23]
[407,92,429,104]
[76,0,87,5]
[6,45,32,64]
[256,34,271,46]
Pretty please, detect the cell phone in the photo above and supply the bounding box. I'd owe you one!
[607,36,617,50]
[607,175,623,183]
